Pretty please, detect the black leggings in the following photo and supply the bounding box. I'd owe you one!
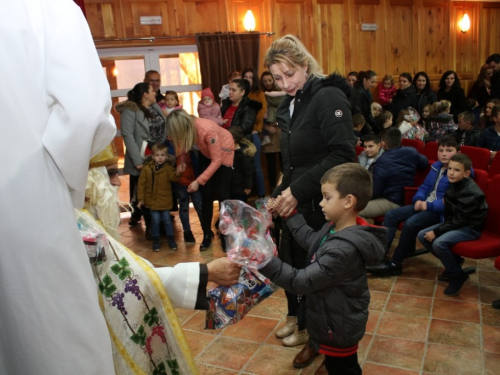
[199,154,232,235]
[264,152,282,190]
[324,353,362,375]
[129,174,151,227]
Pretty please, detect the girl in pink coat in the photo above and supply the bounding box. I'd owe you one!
[166,110,235,251]
[197,87,224,126]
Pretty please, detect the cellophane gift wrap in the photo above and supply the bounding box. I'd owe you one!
[206,200,278,329]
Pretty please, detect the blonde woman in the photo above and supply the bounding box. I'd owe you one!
[166,110,235,251]
[262,35,356,373]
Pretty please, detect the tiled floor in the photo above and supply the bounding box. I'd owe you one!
[117,176,500,375]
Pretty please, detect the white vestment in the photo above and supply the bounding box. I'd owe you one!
[0,1,117,374]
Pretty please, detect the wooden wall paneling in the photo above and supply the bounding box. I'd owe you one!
[348,3,383,72]
[120,0,174,38]
[450,2,479,94]
[386,3,415,76]
[314,0,348,75]
[480,4,500,63]
[85,0,122,38]
[175,0,228,35]
[420,1,449,75]
[227,0,273,72]
[273,0,314,52]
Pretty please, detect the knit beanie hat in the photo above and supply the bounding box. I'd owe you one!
[201,87,215,101]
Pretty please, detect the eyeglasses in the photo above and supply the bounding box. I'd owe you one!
[107,169,120,178]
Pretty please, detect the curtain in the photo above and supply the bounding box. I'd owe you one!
[74,0,87,19]
[196,33,260,101]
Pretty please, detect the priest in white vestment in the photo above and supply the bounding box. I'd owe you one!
[0,0,116,373]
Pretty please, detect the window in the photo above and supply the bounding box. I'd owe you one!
[97,46,202,158]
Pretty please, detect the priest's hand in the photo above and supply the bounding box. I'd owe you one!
[207,257,241,286]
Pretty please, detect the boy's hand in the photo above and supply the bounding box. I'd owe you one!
[137,201,144,209]
[414,200,423,211]
[176,163,186,176]
[420,201,427,211]
[244,189,251,195]
[223,119,228,124]
[423,230,436,242]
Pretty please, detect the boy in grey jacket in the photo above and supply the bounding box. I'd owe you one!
[264,163,386,375]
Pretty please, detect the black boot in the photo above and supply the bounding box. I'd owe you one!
[200,233,212,252]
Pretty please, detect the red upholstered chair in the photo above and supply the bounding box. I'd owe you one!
[402,138,425,154]
[488,151,500,179]
[423,142,438,160]
[460,145,491,171]
[473,169,489,193]
[452,175,500,277]
[494,257,500,309]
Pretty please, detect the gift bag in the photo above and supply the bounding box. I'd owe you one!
[205,268,277,329]
[206,200,278,329]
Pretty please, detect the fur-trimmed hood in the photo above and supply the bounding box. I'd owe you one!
[240,138,257,157]
[115,100,140,113]
[308,73,352,99]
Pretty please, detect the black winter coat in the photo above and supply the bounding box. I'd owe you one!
[272,74,355,267]
[454,126,483,147]
[416,89,438,115]
[230,143,254,196]
[434,178,488,238]
[388,85,418,124]
[260,214,387,351]
[350,84,379,133]
[437,87,467,122]
[221,96,262,136]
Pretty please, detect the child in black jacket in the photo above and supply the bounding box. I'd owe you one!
[418,153,488,296]
[227,126,255,202]
[263,164,386,375]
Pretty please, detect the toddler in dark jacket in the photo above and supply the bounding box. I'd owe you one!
[227,126,255,202]
[418,153,488,296]
[263,164,386,375]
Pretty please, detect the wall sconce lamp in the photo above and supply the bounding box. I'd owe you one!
[459,13,470,33]
[243,10,256,32]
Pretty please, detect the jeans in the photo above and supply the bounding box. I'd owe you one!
[383,205,441,262]
[150,210,174,238]
[358,198,400,219]
[252,133,266,196]
[324,352,361,375]
[175,183,202,232]
[417,223,480,278]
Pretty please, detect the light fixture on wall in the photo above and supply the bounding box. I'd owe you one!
[243,10,256,32]
[459,13,470,33]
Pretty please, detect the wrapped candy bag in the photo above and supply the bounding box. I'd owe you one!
[206,200,278,330]
[206,267,277,330]
[219,199,277,269]
[78,220,109,265]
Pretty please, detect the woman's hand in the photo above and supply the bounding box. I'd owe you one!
[277,187,298,217]
[264,124,277,135]
[187,180,200,193]
[135,164,143,171]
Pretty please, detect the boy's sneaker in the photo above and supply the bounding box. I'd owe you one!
[167,236,178,250]
[261,135,272,146]
[183,230,196,244]
[438,257,465,281]
[444,271,469,296]
[152,237,161,252]
[367,260,402,277]
[492,299,500,309]
[200,234,212,252]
